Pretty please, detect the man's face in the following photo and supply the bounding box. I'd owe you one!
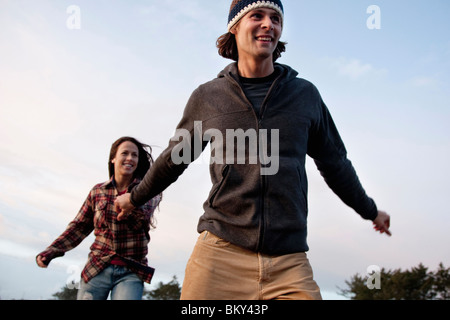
[231,8,282,63]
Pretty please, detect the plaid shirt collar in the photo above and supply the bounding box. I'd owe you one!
[102,175,141,191]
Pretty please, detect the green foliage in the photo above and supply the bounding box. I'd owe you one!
[340,263,449,300]
[52,286,78,300]
[144,276,181,300]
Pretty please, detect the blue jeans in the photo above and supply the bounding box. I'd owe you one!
[77,265,144,300]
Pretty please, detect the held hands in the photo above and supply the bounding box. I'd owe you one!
[373,210,392,236]
[114,193,136,221]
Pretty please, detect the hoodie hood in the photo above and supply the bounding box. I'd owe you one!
[218,62,299,85]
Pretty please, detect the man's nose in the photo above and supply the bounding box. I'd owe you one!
[262,17,274,30]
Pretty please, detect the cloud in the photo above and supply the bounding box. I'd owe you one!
[0,213,4,235]
[409,75,440,88]
[0,239,38,260]
[326,57,388,80]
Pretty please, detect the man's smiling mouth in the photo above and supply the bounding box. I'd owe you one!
[256,36,273,42]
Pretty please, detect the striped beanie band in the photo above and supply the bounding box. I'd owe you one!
[227,0,284,32]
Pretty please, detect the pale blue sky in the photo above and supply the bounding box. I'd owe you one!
[0,0,449,300]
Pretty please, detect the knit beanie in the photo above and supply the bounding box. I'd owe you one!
[227,0,284,32]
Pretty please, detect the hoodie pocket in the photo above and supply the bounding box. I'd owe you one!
[209,165,230,208]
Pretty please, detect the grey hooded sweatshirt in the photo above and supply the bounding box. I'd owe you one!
[130,63,378,255]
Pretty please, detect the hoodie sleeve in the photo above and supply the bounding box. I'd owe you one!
[130,88,208,207]
[307,90,378,221]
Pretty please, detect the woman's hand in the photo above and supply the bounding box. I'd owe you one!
[36,255,48,268]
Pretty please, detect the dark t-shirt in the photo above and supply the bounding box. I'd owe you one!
[239,70,279,115]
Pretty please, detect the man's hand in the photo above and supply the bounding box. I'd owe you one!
[115,193,136,221]
[373,210,392,236]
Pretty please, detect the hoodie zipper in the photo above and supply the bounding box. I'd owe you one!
[227,69,283,252]
[256,74,282,252]
[259,72,283,120]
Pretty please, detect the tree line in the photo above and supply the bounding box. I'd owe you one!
[50,263,448,300]
[339,262,449,300]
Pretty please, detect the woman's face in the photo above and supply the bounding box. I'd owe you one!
[111,141,139,178]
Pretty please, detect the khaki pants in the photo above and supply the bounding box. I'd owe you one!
[181,231,322,300]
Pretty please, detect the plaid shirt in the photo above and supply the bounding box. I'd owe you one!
[38,177,161,284]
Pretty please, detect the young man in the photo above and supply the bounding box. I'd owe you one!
[115,0,391,300]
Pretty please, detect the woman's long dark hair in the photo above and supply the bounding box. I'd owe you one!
[216,32,286,62]
[108,136,154,180]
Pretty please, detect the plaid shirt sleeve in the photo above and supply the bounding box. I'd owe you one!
[37,188,96,265]
[37,180,162,284]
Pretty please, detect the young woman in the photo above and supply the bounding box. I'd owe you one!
[36,137,161,300]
